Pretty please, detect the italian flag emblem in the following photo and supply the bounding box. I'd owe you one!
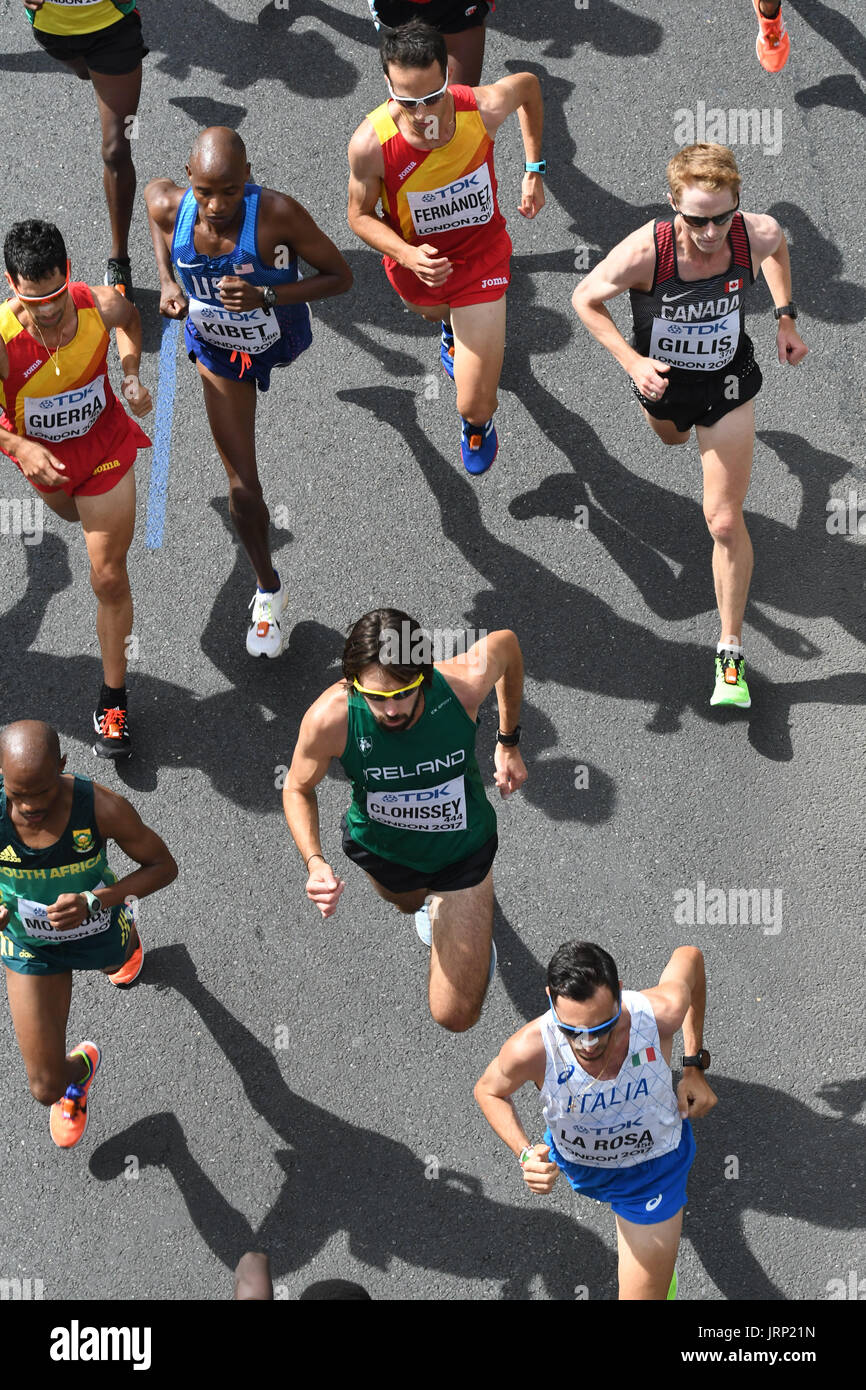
[631,1047,656,1066]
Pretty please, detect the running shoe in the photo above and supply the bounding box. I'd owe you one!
[93,703,132,759]
[667,1268,678,1300]
[460,417,498,475]
[107,923,144,987]
[49,1041,101,1149]
[752,0,790,72]
[104,258,134,303]
[415,898,433,946]
[440,322,455,380]
[710,650,751,708]
[247,578,289,658]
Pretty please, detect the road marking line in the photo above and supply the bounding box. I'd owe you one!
[146,318,180,550]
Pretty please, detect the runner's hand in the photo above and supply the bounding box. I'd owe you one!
[14,439,67,489]
[0,904,9,931]
[217,276,266,311]
[521,1142,559,1194]
[158,281,188,319]
[777,322,808,366]
[519,172,545,220]
[23,2,45,11]
[121,375,153,417]
[677,1070,718,1120]
[493,744,528,798]
[306,861,346,919]
[630,357,671,399]
[47,894,92,931]
[407,243,452,289]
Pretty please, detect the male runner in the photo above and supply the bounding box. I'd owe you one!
[752,0,790,72]
[0,720,177,1148]
[0,220,152,757]
[283,608,527,1032]
[347,20,544,474]
[145,128,353,656]
[572,143,808,708]
[366,0,493,86]
[475,940,717,1300]
[20,0,148,299]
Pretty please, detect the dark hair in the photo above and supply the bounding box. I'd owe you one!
[4,221,67,285]
[547,941,620,1006]
[342,608,434,689]
[380,19,447,81]
[299,1280,372,1301]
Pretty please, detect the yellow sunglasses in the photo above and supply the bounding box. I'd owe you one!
[352,674,424,703]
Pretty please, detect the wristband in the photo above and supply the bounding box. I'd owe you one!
[518,1145,535,1166]
[305,853,326,869]
[81,890,102,919]
[524,160,547,174]
[497,725,521,747]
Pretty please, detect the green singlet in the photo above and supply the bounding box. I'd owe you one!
[341,669,497,874]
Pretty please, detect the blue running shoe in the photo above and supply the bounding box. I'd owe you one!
[440,322,455,380]
[460,417,498,475]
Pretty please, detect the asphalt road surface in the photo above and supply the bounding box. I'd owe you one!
[0,0,863,1303]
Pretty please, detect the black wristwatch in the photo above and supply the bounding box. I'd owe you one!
[773,302,797,320]
[261,286,278,309]
[682,1049,711,1071]
[497,725,521,747]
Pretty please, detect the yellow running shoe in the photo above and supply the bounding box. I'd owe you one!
[710,651,751,708]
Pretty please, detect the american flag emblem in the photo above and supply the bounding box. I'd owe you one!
[233,262,255,274]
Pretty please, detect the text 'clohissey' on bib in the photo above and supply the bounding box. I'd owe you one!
[16,880,112,942]
[366,775,467,832]
[23,376,106,442]
[187,298,281,355]
[649,307,741,371]
[407,167,494,238]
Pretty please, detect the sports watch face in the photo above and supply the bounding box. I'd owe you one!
[683,1049,711,1070]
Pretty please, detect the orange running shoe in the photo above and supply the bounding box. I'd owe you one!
[752,0,790,73]
[49,1041,101,1149]
[107,925,144,987]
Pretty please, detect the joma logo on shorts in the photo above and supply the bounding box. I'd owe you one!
[481,277,508,289]
[91,459,121,476]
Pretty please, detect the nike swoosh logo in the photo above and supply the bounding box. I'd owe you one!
[645,1192,663,1211]
[661,291,693,302]
[175,259,207,269]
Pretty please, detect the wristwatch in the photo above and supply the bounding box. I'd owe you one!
[497,725,521,746]
[81,890,102,919]
[773,302,797,320]
[682,1049,711,1071]
[524,160,547,174]
[261,286,278,309]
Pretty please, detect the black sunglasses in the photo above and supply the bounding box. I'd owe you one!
[673,195,740,229]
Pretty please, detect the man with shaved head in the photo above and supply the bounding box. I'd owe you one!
[0,720,177,1148]
[145,129,352,657]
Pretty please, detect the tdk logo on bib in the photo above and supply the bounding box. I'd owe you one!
[25,377,106,442]
[407,167,493,237]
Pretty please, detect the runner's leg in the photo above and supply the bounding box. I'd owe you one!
[197,362,278,592]
[34,487,79,524]
[361,871,428,916]
[641,409,690,446]
[697,399,755,642]
[614,1208,682,1300]
[77,468,136,689]
[428,868,494,1032]
[4,968,87,1103]
[451,297,506,425]
[89,66,142,262]
[443,23,486,87]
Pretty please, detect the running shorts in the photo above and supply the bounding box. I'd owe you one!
[185,304,313,393]
[31,9,148,77]
[369,1,490,35]
[632,334,763,434]
[545,1117,696,1225]
[342,817,498,893]
[0,902,134,976]
[386,243,511,309]
[3,401,150,498]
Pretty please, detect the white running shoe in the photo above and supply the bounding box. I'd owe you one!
[246,580,288,658]
[414,898,433,946]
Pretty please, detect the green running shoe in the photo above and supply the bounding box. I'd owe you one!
[710,651,751,708]
[667,1268,678,1300]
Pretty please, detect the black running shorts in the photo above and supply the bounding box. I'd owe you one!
[341,817,498,893]
[369,0,490,35]
[32,9,148,77]
[632,334,763,434]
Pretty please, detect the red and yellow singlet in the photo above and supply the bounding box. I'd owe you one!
[0,283,150,496]
[370,84,513,306]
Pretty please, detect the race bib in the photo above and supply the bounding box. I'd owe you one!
[24,376,106,442]
[649,313,740,371]
[406,167,494,238]
[554,1124,657,1166]
[188,297,281,355]
[366,775,467,832]
[16,880,112,943]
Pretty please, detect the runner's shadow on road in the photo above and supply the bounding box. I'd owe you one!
[336,386,866,763]
[89,943,616,1299]
[495,0,662,60]
[786,0,866,84]
[795,73,866,120]
[687,1073,866,1300]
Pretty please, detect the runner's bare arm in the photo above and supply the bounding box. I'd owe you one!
[441,630,527,798]
[347,124,452,286]
[143,179,189,319]
[46,786,177,930]
[645,947,717,1120]
[0,340,67,485]
[475,1023,559,1192]
[217,192,353,312]
[283,688,349,918]
[90,286,152,417]
[744,213,808,366]
[572,224,658,367]
[475,73,544,219]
